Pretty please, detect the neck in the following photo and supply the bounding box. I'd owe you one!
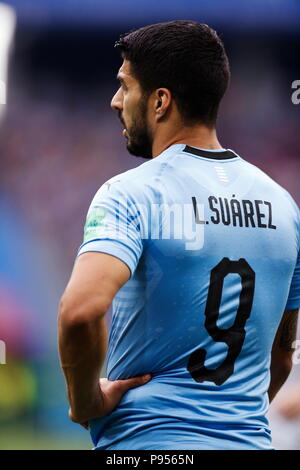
[152,124,222,158]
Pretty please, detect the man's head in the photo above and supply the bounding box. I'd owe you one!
[111,20,230,158]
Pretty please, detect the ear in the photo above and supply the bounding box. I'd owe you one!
[154,88,172,120]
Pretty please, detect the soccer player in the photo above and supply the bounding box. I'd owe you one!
[58,21,300,450]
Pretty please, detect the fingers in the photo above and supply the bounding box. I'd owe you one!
[68,375,152,422]
[115,374,151,393]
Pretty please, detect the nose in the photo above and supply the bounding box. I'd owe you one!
[111,87,123,111]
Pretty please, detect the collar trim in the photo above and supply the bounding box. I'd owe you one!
[183,145,238,160]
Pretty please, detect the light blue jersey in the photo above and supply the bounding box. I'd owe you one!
[78,144,300,450]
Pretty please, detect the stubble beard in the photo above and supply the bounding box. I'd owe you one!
[125,99,153,159]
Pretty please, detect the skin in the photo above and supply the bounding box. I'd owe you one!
[58,57,298,428]
[268,308,299,403]
[111,59,223,159]
[58,252,151,428]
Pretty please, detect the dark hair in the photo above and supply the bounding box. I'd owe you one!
[115,20,230,127]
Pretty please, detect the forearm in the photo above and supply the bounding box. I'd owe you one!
[268,308,298,403]
[58,313,108,418]
[268,356,292,403]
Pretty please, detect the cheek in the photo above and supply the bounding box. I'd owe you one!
[123,95,136,124]
[122,94,129,116]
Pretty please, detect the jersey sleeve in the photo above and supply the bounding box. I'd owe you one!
[285,248,300,310]
[77,179,143,277]
[285,196,300,310]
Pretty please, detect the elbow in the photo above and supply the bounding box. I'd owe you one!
[58,293,110,328]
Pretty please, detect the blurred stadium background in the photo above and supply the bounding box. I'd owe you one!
[0,0,299,450]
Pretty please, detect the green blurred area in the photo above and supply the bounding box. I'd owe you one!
[0,358,94,449]
[0,425,91,450]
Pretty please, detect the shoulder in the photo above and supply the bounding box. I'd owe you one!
[242,160,300,234]
[93,151,174,202]
[110,155,169,184]
[243,159,299,206]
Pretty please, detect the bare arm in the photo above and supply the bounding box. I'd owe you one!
[58,251,150,426]
[268,308,299,403]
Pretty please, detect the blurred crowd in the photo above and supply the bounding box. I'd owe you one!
[0,90,137,268]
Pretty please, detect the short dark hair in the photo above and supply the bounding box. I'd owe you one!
[115,20,230,127]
